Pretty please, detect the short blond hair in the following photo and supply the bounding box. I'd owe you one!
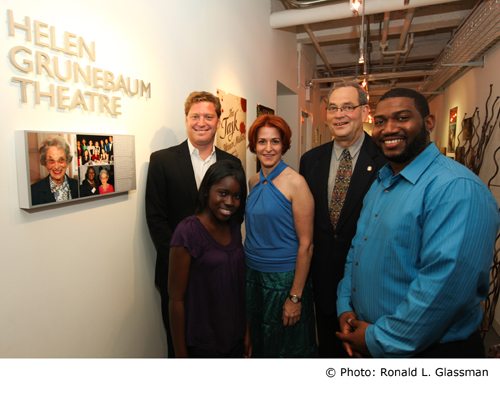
[184,91,221,118]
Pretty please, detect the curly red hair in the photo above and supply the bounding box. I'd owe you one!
[247,115,292,154]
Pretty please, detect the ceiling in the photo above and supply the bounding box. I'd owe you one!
[271,0,500,109]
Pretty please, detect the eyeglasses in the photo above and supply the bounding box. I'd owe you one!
[46,158,67,167]
[327,105,361,114]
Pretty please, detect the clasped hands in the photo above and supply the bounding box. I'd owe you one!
[336,311,372,358]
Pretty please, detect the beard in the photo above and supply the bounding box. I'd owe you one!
[377,124,429,164]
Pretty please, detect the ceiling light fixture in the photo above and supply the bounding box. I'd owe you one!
[350,0,361,13]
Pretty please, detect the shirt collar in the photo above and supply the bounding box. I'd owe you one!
[333,131,365,160]
[187,138,216,160]
[378,142,439,185]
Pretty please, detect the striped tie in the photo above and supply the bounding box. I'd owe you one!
[329,149,352,229]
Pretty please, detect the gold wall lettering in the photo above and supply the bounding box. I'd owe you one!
[7,10,151,116]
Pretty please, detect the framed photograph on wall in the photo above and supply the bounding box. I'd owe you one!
[16,131,136,210]
[448,107,458,155]
[257,104,275,117]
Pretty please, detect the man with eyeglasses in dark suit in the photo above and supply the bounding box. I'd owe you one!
[300,82,386,358]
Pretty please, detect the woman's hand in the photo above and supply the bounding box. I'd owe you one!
[282,297,301,327]
[244,326,252,358]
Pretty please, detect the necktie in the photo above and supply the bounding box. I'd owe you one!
[330,149,352,229]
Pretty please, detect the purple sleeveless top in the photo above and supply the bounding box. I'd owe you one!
[170,216,246,353]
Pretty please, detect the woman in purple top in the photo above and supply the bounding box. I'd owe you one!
[168,160,250,358]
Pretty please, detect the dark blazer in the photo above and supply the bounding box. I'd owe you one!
[299,132,386,315]
[145,139,242,289]
[31,175,79,206]
[80,179,100,197]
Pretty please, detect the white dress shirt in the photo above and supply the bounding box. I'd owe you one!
[187,139,217,189]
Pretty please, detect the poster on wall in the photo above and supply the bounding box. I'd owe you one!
[216,89,247,172]
[16,131,136,210]
[448,107,458,154]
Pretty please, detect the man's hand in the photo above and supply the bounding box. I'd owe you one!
[336,313,372,358]
[337,311,356,356]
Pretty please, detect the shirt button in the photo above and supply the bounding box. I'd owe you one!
[355,261,358,265]
[375,213,378,217]
[364,237,367,241]
[385,190,389,194]
[352,287,356,292]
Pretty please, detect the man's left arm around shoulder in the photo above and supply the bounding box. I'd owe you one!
[365,177,500,357]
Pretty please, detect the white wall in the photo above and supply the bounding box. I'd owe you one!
[428,45,500,334]
[0,0,300,357]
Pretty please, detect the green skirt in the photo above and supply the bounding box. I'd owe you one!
[246,267,318,358]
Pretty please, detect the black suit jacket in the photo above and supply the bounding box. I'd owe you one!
[31,175,79,206]
[80,179,100,197]
[145,139,242,289]
[299,132,386,315]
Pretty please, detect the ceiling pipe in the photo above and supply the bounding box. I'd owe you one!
[359,0,366,67]
[311,69,433,84]
[380,33,414,56]
[286,0,332,6]
[400,33,415,70]
[270,0,458,29]
[304,24,334,73]
[392,8,415,72]
[366,15,372,74]
[379,11,391,69]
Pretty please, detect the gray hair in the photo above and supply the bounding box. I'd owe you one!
[99,168,109,179]
[39,136,73,166]
[328,81,368,106]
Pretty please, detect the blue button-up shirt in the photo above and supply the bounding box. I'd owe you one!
[337,143,500,357]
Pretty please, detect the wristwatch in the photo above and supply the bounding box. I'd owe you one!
[289,294,301,303]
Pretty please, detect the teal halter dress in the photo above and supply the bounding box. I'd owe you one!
[244,160,317,358]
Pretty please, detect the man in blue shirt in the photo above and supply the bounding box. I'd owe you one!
[336,88,500,357]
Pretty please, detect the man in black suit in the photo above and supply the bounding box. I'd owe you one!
[107,136,113,161]
[146,91,242,357]
[299,82,386,357]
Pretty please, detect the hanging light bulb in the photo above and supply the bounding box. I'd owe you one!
[358,51,365,64]
[350,0,361,13]
[361,79,367,89]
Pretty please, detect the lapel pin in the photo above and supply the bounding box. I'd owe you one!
[367,166,372,171]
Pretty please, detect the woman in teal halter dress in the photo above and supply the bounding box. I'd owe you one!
[245,115,317,358]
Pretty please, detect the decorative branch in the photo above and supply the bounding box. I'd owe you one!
[458,85,500,175]
[457,84,500,335]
